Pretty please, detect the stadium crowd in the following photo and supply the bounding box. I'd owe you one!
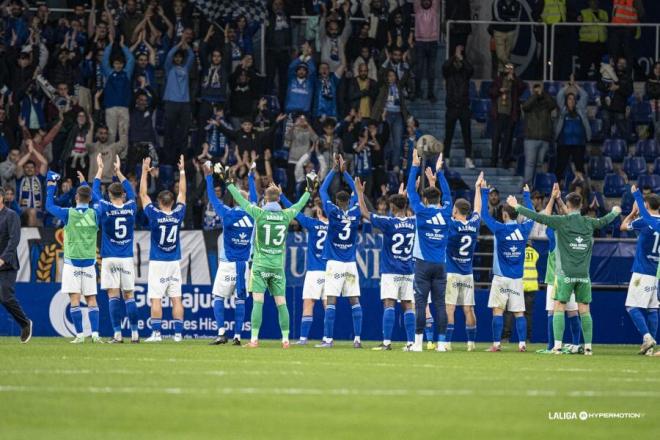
[0,0,656,240]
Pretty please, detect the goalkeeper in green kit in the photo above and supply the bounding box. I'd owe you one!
[506,192,621,355]
[216,163,316,348]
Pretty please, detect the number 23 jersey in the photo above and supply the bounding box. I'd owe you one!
[370,214,415,275]
[446,213,480,275]
[144,203,186,261]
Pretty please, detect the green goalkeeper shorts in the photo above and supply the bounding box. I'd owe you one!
[554,275,591,304]
[249,264,286,296]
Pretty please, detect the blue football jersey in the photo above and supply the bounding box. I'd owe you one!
[98,199,137,258]
[298,215,329,271]
[446,213,480,275]
[629,217,660,276]
[322,203,360,262]
[370,214,415,275]
[547,227,556,252]
[144,203,186,261]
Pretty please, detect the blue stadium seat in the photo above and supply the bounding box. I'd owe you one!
[544,81,561,96]
[534,172,557,196]
[653,157,660,175]
[588,156,613,180]
[602,138,627,162]
[478,81,492,99]
[620,187,635,215]
[444,168,462,181]
[634,139,659,162]
[623,156,647,179]
[603,174,626,197]
[471,98,491,123]
[274,167,288,188]
[589,118,605,143]
[469,81,478,99]
[631,100,653,124]
[263,95,281,114]
[638,174,660,192]
[580,81,598,105]
[272,149,289,162]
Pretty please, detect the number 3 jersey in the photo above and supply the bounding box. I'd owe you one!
[370,214,415,275]
[144,203,186,261]
[446,213,481,275]
[323,202,361,263]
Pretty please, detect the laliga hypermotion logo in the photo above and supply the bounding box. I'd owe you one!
[49,290,92,337]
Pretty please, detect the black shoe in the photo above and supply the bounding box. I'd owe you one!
[427,94,437,103]
[371,343,392,351]
[209,335,228,345]
[20,320,32,344]
[131,338,140,344]
[232,337,242,346]
[108,337,124,344]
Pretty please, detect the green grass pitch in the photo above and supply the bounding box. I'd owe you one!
[0,338,658,439]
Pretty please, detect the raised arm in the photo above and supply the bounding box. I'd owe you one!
[176,155,186,205]
[139,157,153,208]
[248,170,258,204]
[285,190,311,217]
[523,187,533,210]
[280,192,311,228]
[513,204,563,229]
[473,172,484,214]
[435,153,452,208]
[588,207,621,230]
[45,182,69,223]
[480,188,503,232]
[227,183,261,218]
[203,172,228,216]
[342,171,358,207]
[632,186,660,231]
[354,177,371,221]
[406,149,424,212]
[620,203,639,232]
[320,168,336,209]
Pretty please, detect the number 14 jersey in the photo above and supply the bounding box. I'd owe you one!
[446,213,481,276]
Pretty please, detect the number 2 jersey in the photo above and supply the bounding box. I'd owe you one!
[370,214,415,275]
[144,203,186,261]
[446,213,481,275]
[281,194,328,272]
[94,179,136,258]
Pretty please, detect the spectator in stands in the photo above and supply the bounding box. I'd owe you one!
[0,107,16,158]
[228,64,259,129]
[362,0,390,52]
[491,0,521,73]
[19,114,63,166]
[577,0,609,81]
[102,42,134,146]
[555,83,591,183]
[490,63,526,169]
[402,117,422,177]
[442,45,474,168]
[381,46,412,99]
[234,14,259,56]
[609,0,645,74]
[87,126,126,184]
[445,0,472,56]
[646,62,660,127]
[386,9,413,53]
[348,63,378,119]
[319,7,351,73]
[487,188,502,220]
[162,40,194,166]
[540,0,571,80]
[0,148,21,189]
[373,69,407,172]
[218,109,286,162]
[16,140,47,225]
[199,26,229,127]
[346,21,376,65]
[413,0,440,102]
[318,118,343,168]
[285,115,318,194]
[285,44,316,115]
[352,46,378,82]
[314,63,344,121]
[521,83,557,188]
[295,142,328,194]
[597,56,633,140]
[265,0,293,103]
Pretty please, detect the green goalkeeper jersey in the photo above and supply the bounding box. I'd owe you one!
[227,184,310,269]
[516,207,619,280]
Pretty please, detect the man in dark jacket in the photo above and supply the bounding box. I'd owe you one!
[265,0,293,104]
[521,83,557,187]
[597,56,633,140]
[445,0,472,56]
[442,45,474,167]
[347,63,378,119]
[0,187,31,343]
[491,0,522,73]
[490,63,526,168]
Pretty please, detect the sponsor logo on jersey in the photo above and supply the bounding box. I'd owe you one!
[233,216,254,228]
[426,213,446,225]
[569,235,588,251]
[505,229,524,241]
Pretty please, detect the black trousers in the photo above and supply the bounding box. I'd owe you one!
[414,41,439,96]
[555,144,586,183]
[491,113,514,167]
[444,106,473,159]
[0,270,29,329]
[503,291,536,341]
[413,260,448,335]
[162,101,191,166]
[266,49,292,105]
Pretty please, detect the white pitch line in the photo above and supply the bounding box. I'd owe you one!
[0,385,658,398]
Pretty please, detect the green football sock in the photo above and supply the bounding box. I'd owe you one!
[552,311,565,347]
[277,304,290,340]
[580,313,593,345]
[251,300,264,341]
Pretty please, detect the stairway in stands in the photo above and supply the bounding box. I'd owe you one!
[407,44,523,196]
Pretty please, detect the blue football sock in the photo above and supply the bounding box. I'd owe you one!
[647,309,658,339]
[151,319,162,333]
[212,296,225,335]
[88,306,99,333]
[108,297,122,333]
[568,314,582,346]
[466,325,477,343]
[174,319,183,335]
[324,305,336,339]
[492,315,504,343]
[628,307,650,338]
[70,306,83,335]
[351,304,363,337]
[125,298,138,332]
[300,315,313,339]
[445,324,455,343]
[234,299,245,338]
[546,313,554,350]
[424,317,434,342]
[382,307,395,342]
[404,310,416,343]
[515,316,527,344]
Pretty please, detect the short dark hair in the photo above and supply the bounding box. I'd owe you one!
[645,194,660,211]
[335,191,350,205]
[0,186,5,199]
[566,192,583,209]
[108,182,125,199]
[502,204,518,220]
[77,185,92,203]
[157,190,175,207]
[422,187,441,205]
[454,198,471,216]
[389,194,407,210]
